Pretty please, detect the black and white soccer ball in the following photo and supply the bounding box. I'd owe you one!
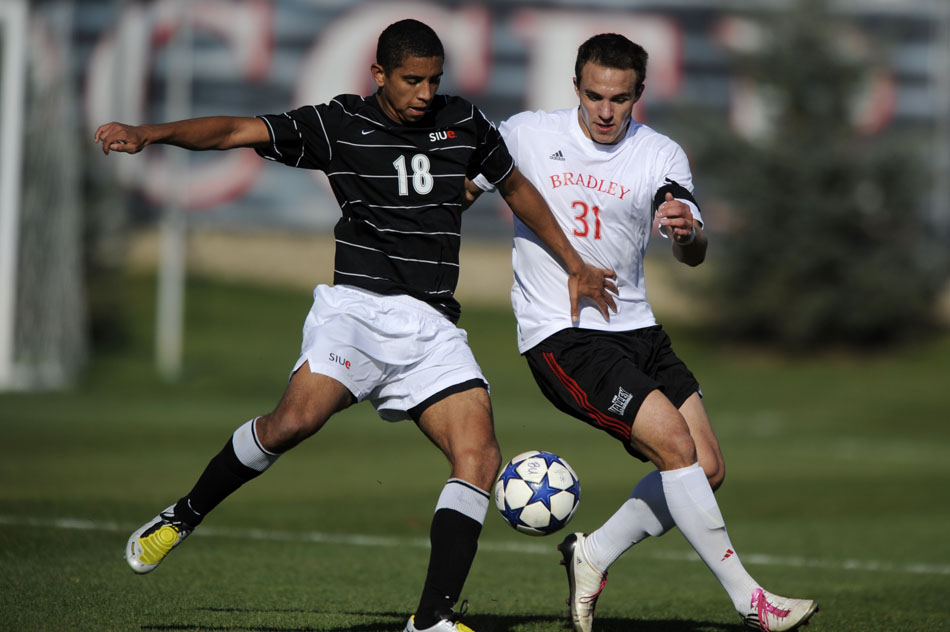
[493,450,581,536]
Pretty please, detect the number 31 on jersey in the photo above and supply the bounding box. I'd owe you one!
[572,200,602,239]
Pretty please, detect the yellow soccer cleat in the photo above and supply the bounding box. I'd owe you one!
[404,602,475,632]
[125,504,193,574]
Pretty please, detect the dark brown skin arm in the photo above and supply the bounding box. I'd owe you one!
[94,116,270,155]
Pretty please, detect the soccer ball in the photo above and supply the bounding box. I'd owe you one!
[493,450,581,536]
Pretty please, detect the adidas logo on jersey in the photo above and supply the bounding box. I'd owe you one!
[549,150,565,161]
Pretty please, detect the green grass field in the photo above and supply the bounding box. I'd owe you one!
[2,274,948,631]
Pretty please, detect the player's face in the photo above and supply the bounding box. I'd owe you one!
[574,62,642,145]
[372,55,443,124]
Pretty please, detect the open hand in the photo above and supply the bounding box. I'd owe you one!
[568,263,618,322]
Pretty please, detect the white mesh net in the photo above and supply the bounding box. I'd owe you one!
[1,3,86,390]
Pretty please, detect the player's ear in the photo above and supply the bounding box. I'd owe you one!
[371,63,386,89]
[572,76,580,97]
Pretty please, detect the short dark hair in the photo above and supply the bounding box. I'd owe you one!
[575,33,648,89]
[376,19,445,72]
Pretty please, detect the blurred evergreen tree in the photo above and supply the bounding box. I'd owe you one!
[697,0,943,348]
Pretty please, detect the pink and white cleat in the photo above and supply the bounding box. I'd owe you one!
[742,587,818,631]
[558,533,608,632]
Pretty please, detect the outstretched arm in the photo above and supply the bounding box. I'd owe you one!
[657,192,708,266]
[94,116,270,155]
[497,168,617,322]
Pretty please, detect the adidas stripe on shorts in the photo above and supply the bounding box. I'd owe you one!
[524,325,700,460]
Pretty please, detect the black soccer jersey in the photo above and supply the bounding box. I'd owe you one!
[255,93,514,322]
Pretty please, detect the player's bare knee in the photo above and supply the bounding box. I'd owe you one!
[257,409,320,452]
[452,440,500,490]
[476,442,503,488]
[478,433,501,463]
[694,440,726,489]
[485,442,502,478]
[658,428,698,471]
[704,457,726,491]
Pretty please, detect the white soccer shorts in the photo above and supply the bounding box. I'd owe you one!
[292,284,488,421]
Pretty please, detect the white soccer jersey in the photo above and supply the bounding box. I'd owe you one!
[478,107,703,353]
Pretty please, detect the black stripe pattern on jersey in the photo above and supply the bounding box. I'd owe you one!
[256,94,513,322]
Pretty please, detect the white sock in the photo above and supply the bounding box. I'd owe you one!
[583,470,675,571]
[435,478,490,524]
[661,462,759,612]
[232,417,280,472]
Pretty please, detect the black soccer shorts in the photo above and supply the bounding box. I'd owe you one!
[523,325,701,461]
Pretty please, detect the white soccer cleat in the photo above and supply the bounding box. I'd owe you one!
[403,614,475,632]
[125,504,193,574]
[742,587,819,631]
[558,532,608,632]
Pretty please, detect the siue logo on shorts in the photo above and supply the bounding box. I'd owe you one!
[329,352,351,370]
[608,386,632,416]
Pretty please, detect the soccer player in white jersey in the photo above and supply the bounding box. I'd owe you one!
[94,20,615,632]
[469,33,818,632]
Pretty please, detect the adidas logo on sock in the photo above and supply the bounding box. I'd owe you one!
[549,150,565,161]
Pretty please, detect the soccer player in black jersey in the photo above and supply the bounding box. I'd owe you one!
[94,19,615,632]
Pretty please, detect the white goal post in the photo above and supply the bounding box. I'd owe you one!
[0,0,28,390]
[0,1,86,391]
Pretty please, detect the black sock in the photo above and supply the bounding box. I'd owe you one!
[414,508,482,629]
[173,437,261,528]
